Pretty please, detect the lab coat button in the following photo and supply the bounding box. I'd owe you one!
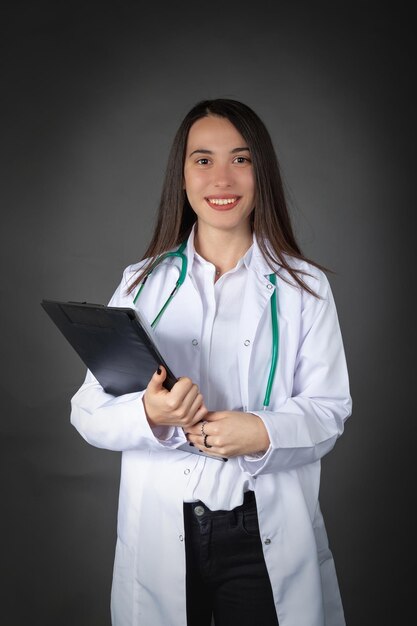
[194,505,205,516]
[184,468,190,475]
[244,339,250,346]
[192,339,199,346]
[179,535,184,542]
[264,538,271,545]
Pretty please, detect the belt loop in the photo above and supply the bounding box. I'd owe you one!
[243,490,256,508]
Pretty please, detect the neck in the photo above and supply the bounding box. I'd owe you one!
[194,224,253,276]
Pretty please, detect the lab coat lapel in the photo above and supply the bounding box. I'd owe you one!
[238,240,277,410]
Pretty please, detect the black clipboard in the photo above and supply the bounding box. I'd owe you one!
[41,299,227,462]
[41,300,178,395]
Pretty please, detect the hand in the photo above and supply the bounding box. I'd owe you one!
[143,366,208,429]
[186,411,271,458]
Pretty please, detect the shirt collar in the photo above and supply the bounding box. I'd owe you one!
[186,223,255,276]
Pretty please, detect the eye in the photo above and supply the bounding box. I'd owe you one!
[233,156,251,165]
[196,157,211,166]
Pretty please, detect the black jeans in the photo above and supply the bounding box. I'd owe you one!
[184,491,279,626]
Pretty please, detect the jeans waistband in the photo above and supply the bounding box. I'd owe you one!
[184,490,256,519]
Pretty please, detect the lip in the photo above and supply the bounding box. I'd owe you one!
[205,195,241,211]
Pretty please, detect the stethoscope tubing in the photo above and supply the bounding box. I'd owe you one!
[263,272,279,409]
[133,241,279,408]
[133,242,188,328]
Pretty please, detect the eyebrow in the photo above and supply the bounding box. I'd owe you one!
[188,147,250,157]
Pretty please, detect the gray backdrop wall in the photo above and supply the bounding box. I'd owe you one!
[1,1,413,625]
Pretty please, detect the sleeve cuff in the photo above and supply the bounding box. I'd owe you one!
[140,398,187,448]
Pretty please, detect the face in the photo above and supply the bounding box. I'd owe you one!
[183,115,255,236]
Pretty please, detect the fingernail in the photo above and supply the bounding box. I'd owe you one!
[157,367,161,375]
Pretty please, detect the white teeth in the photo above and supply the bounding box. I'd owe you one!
[208,198,237,205]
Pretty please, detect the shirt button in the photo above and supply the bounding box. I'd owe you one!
[264,538,271,545]
[184,468,190,475]
[192,339,198,346]
[194,505,205,517]
[267,284,273,290]
[244,339,251,346]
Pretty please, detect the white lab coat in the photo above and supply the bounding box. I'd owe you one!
[71,236,352,626]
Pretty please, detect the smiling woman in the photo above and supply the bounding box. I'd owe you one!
[70,98,352,626]
[183,116,256,271]
[183,115,256,276]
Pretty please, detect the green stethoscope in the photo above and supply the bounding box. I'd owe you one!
[133,241,279,409]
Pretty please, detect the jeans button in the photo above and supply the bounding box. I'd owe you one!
[194,505,205,516]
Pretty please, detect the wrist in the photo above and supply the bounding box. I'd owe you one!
[254,415,270,452]
[142,395,158,427]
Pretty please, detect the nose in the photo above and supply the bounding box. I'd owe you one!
[213,162,234,188]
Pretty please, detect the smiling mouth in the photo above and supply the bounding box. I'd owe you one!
[205,196,241,210]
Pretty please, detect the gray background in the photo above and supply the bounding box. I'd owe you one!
[1,1,413,624]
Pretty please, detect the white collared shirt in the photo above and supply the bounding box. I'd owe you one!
[182,235,256,509]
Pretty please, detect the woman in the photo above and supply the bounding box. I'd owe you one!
[71,99,352,626]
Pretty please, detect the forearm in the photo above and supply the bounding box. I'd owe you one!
[70,372,186,452]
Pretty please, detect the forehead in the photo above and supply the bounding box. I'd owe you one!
[186,115,246,150]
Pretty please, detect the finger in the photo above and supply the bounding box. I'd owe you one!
[186,408,210,433]
[147,365,167,392]
[185,415,208,439]
[180,385,201,415]
[178,397,206,429]
[186,432,210,447]
[188,422,214,444]
[186,403,208,427]
[187,390,207,417]
[185,421,203,436]
[185,432,198,445]
[170,376,195,404]
[166,384,200,421]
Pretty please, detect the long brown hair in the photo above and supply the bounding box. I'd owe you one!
[129,99,327,296]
